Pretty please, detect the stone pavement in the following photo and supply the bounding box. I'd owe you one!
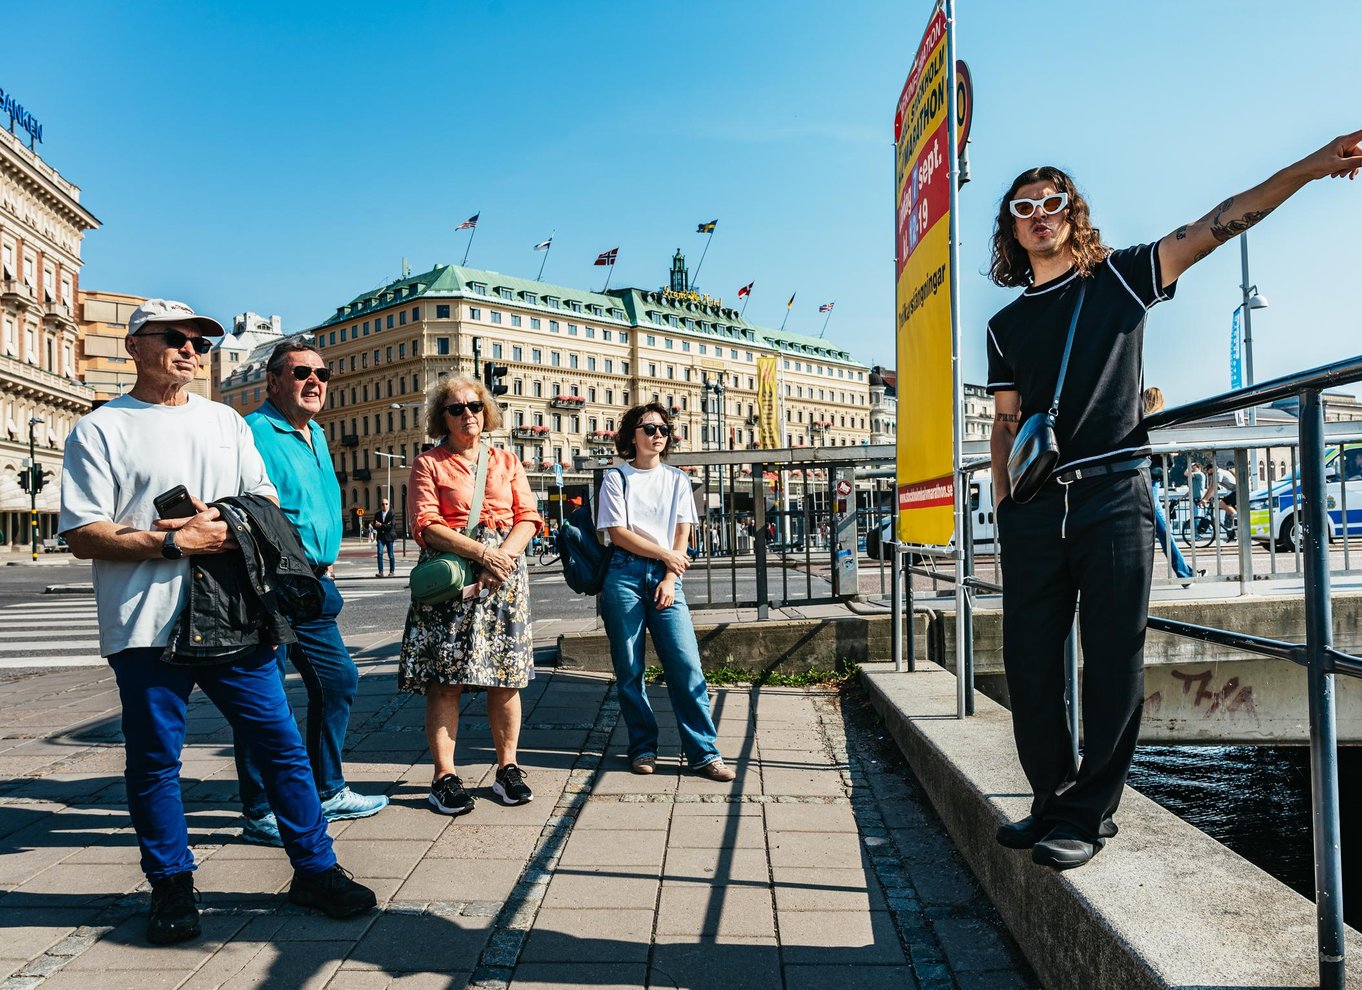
[0,652,1035,989]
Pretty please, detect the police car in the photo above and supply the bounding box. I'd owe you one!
[1247,443,1362,551]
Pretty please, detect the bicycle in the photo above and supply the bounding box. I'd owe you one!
[1180,502,1236,548]
[536,534,560,567]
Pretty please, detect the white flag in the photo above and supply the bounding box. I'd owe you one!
[533,238,553,251]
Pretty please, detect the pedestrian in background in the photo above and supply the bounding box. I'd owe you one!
[59,300,373,946]
[235,339,389,848]
[372,497,398,576]
[597,402,736,782]
[399,375,542,816]
[1142,388,1199,586]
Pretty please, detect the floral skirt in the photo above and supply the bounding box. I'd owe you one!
[398,527,534,693]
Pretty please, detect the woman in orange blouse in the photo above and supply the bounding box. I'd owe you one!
[399,374,542,815]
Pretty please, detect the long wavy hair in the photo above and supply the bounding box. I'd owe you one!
[988,166,1109,288]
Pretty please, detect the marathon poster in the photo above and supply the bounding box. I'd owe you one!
[893,5,956,546]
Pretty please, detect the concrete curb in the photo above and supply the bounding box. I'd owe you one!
[859,661,1362,989]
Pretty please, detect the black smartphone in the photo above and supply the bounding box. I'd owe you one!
[153,485,197,520]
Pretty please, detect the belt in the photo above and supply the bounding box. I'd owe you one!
[1055,456,1149,485]
[311,564,333,578]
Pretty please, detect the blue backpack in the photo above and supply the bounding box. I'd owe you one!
[558,468,625,596]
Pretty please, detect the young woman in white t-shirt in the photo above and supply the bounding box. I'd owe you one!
[596,403,735,781]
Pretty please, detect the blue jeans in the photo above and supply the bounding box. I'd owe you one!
[109,645,335,883]
[235,578,357,817]
[600,551,721,768]
[1151,488,1193,579]
[376,539,396,574]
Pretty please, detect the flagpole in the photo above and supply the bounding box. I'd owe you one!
[536,232,554,281]
[779,297,792,333]
[692,227,715,288]
[602,262,615,293]
[740,294,751,320]
[818,304,835,339]
[461,218,479,267]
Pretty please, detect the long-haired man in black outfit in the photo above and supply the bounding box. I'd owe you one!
[987,129,1361,870]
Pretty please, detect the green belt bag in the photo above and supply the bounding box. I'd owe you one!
[409,442,490,605]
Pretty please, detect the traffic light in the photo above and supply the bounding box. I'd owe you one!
[31,466,46,493]
[18,468,30,493]
[483,361,509,407]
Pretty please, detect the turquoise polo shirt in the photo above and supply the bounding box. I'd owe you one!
[245,400,342,567]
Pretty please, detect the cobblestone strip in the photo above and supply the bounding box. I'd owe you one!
[464,683,621,989]
[810,690,959,990]
[0,894,142,990]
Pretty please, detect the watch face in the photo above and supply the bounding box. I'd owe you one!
[162,532,182,560]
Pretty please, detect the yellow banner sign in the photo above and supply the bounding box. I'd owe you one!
[756,356,779,449]
[894,6,955,546]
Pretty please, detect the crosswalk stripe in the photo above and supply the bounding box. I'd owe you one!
[0,656,104,668]
[0,628,98,638]
[0,640,100,651]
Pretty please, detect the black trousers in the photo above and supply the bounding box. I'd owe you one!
[997,468,1154,839]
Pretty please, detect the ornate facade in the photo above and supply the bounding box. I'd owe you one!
[1,128,98,546]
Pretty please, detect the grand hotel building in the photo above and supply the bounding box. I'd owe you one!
[219,251,873,519]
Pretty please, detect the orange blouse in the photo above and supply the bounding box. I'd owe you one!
[408,444,543,547]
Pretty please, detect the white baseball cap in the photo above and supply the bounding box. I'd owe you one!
[128,298,225,337]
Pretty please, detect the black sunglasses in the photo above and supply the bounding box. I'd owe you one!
[138,329,213,355]
[444,401,486,416]
[637,423,671,437]
[289,365,332,383]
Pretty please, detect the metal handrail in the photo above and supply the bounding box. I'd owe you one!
[1145,355,1362,430]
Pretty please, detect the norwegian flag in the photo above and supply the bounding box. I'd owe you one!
[594,248,618,266]
[737,281,754,299]
[456,213,479,231]
[819,301,835,313]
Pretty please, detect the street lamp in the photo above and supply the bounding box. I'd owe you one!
[1239,233,1270,426]
[27,416,43,561]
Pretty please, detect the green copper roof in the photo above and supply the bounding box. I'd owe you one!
[315,262,863,367]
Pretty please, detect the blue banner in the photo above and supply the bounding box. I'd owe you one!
[1230,308,1243,390]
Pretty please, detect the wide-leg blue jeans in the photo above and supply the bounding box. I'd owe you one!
[1151,488,1193,579]
[600,550,721,769]
[108,645,335,883]
[235,577,357,817]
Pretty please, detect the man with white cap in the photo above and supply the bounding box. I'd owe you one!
[59,299,375,947]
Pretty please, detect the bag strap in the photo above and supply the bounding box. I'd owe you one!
[1048,281,1088,417]
[463,443,491,538]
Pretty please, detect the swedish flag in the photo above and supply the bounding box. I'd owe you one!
[696,219,718,233]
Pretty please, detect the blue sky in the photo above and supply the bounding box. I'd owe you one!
[7,0,1360,404]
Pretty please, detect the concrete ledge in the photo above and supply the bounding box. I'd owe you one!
[860,661,1362,989]
[557,612,930,674]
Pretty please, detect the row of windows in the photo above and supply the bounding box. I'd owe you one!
[330,307,423,344]
[464,282,627,321]
[1,315,75,376]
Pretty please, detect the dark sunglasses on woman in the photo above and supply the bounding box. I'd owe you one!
[638,423,671,437]
[137,329,214,355]
[444,401,486,416]
[290,365,331,382]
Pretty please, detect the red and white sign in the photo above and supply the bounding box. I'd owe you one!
[836,479,853,497]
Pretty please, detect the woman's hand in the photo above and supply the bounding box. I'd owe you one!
[660,549,690,576]
[655,575,677,610]
[480,545,516,583]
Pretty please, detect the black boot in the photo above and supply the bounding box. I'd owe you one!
[147,872,201,945]
[288,864,377,918]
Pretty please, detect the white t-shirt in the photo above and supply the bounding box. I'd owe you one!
[59,393,276,657]
[596,462,699,550]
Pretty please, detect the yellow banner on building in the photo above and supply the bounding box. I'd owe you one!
[756,356,779,448]
[893,6,956,546]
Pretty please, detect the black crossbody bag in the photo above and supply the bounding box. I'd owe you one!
[1006,282,1087,504]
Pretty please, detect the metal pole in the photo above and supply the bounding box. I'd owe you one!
[1234,446,1253,595]
[1300,389,1345,990]
[754,464,769,620]
[1240,235,1257,426]
[961,475,975,716]
[945,0,967,719]
[28,419,39,562]
[891,541,904,672]
[905,556,915,672]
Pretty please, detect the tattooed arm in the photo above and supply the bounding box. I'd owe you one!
[991,390,1022,503]
[1157,129,1362,287]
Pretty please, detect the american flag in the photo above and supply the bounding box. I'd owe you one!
[737,281,754,299]
[819,302,835,313]
[594,248,618,266]
[456,214,479,231]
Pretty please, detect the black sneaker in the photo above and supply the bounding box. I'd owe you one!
[493,763,533,806]
[288,864,377,918]
[147,872,200,945]
[429,773,476,816]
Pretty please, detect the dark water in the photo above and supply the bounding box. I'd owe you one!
[1129,745,1362,928]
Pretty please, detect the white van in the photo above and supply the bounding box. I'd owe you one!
[865,473,998,559]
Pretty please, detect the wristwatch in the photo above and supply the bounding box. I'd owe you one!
[161,531,183,560]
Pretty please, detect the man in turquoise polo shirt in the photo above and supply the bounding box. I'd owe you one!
[234,340,388,844]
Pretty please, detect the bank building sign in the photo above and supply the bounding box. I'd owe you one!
[0,82,43,147]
